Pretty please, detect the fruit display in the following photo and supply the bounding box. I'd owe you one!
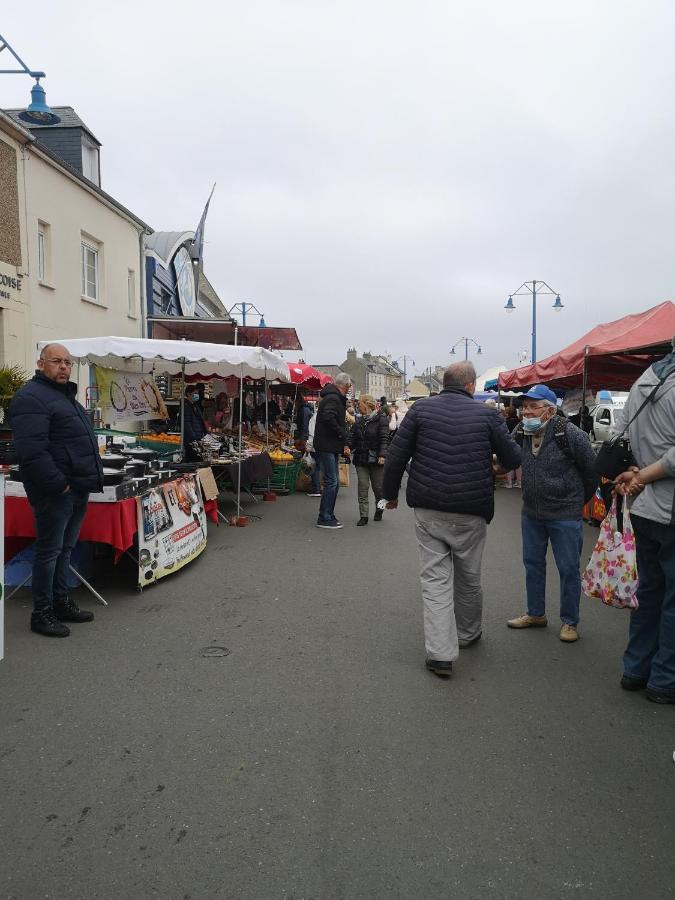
[268,449,295,462]
[140,433,181,444]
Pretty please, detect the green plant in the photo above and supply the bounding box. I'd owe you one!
[0,364,29,423]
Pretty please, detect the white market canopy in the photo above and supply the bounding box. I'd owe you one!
[38,336,290,382]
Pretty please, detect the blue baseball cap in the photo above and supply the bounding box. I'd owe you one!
[523,384,557,404]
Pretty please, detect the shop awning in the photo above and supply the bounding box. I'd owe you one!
[39,336,290,381]
[498,301,675,392]
[288,363,333,390]
[147,316,303,351]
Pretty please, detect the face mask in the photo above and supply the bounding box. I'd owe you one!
[523,417,544,433]
[191,393,200,403]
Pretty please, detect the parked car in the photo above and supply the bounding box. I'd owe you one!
[588,401,626,442]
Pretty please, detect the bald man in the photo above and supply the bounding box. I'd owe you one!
[9,343,103,637]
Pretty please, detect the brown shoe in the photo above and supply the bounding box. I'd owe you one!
[559,624,579,642]
[507,613,548,629]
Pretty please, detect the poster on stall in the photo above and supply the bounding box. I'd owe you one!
[136,474,208,588]
[1,478,4,661]
[94,366,168,424]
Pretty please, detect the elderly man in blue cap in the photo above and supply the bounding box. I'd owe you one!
[507,385,598,642]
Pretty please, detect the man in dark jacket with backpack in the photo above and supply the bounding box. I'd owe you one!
[9,344,103,637]
[506,384,597,643]
[382,361,521,677]
[313,373,352,529]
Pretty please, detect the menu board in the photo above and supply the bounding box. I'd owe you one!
[94,367,168,425]
[136,474,207,587]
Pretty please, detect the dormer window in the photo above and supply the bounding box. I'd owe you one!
[81,135,100,185]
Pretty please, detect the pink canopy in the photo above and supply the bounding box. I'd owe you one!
[498,301,675,392]
[288,364,333,390]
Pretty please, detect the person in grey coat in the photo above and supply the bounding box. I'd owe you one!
[614,339,675,703]
[506,385,598,643]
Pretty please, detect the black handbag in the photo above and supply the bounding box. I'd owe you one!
[594,374,669,480]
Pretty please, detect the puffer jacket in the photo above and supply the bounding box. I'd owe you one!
[313,384,347,454]
[349,411,389,466]
[382,388,521,522]
[9,372,103,502]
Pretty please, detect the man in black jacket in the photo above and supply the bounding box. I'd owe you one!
[9,344,103,637]
[382,361,521,677]
[313,373,352,528]
[183,386,209,461]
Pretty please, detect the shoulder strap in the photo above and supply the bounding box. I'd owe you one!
[552,417,573,460]
[618,371,672,437]
[513,423,524,446]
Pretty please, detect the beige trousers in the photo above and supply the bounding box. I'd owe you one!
[414,508,487,661]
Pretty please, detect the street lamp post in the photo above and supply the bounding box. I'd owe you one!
[450,337,482,361]
[504,280,563,364]
[394,355,415,396]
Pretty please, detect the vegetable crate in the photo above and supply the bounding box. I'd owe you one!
[137,437,182,460]
[253,459,302,495]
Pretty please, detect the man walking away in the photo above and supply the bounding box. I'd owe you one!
[506,385,598,643]
[382,361,521,677]
[313,373,352,529]
[9,344,103,637]
[615,338,675,703]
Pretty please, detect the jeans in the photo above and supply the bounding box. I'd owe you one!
[414,508,487,661]
[356,465,384,518]
[310,452,321,494]
[31,490,89,611]
[623,514,675,696]
[522,514,583,625]
[316,452,339,522]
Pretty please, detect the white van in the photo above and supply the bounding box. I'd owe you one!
[589,399,626,443]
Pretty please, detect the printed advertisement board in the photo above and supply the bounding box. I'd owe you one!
[95,367,168,425]
[136,474,207,587]
[1,478,4,660]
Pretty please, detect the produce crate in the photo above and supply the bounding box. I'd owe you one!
[137,437,182,460]
[253,459,302,495]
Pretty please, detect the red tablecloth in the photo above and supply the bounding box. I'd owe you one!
[5,496,218,563]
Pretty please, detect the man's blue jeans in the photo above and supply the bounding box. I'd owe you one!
[310,452,322,494]
[522,515,584,625]
[316,452,339,523]
[31,490,89,611]
[623,514,675,697]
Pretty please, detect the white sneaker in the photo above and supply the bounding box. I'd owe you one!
[307,492,322,497]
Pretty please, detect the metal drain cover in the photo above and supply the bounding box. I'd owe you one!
[201,646,231,658]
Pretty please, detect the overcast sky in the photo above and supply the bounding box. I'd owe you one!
[3,1,675,377]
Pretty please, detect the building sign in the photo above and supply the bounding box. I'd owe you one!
[0,262,22,303]
[136,474,207,587]
[94,366,168,424]
[173,247,196,317]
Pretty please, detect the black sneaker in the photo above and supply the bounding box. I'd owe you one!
[425,658,452,677]
[646,688,675,704]
[620,675,647,692]
[53,597,94,623]
[316,519,343,529]
[31,609,70,638]
[357,517,368,526]
[373,509,383,521]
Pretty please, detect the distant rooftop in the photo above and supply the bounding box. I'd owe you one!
[4,105,101,144]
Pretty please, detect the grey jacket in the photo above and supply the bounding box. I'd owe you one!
[520,418,598,521]
[619,364,675,525]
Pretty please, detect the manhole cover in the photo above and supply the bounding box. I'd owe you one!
[201,646,231,658]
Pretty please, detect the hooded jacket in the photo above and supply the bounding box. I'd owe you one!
[382,388,521,522]
[313,384,347,454]
[9,372,103,503]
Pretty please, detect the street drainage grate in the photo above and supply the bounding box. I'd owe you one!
[200,646,231,658]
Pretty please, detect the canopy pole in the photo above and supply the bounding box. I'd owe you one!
[581,345,589,421]
[236,363,244,517]
[179,360,186,461]
[264,369,269,453]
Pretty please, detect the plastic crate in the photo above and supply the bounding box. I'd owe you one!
[136,437,182,460]
[253,459,302,494]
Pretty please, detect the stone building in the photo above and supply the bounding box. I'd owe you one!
[339,348,404,399]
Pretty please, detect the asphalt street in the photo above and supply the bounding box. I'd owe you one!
[1,481,673,899]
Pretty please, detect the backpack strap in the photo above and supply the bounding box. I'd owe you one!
[552,416,574,461]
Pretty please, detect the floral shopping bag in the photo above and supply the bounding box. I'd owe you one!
[582,497,638,609]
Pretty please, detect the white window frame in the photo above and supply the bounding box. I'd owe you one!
[37,228,45,281]
[127,269,136,318]
[81,239,100,302]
